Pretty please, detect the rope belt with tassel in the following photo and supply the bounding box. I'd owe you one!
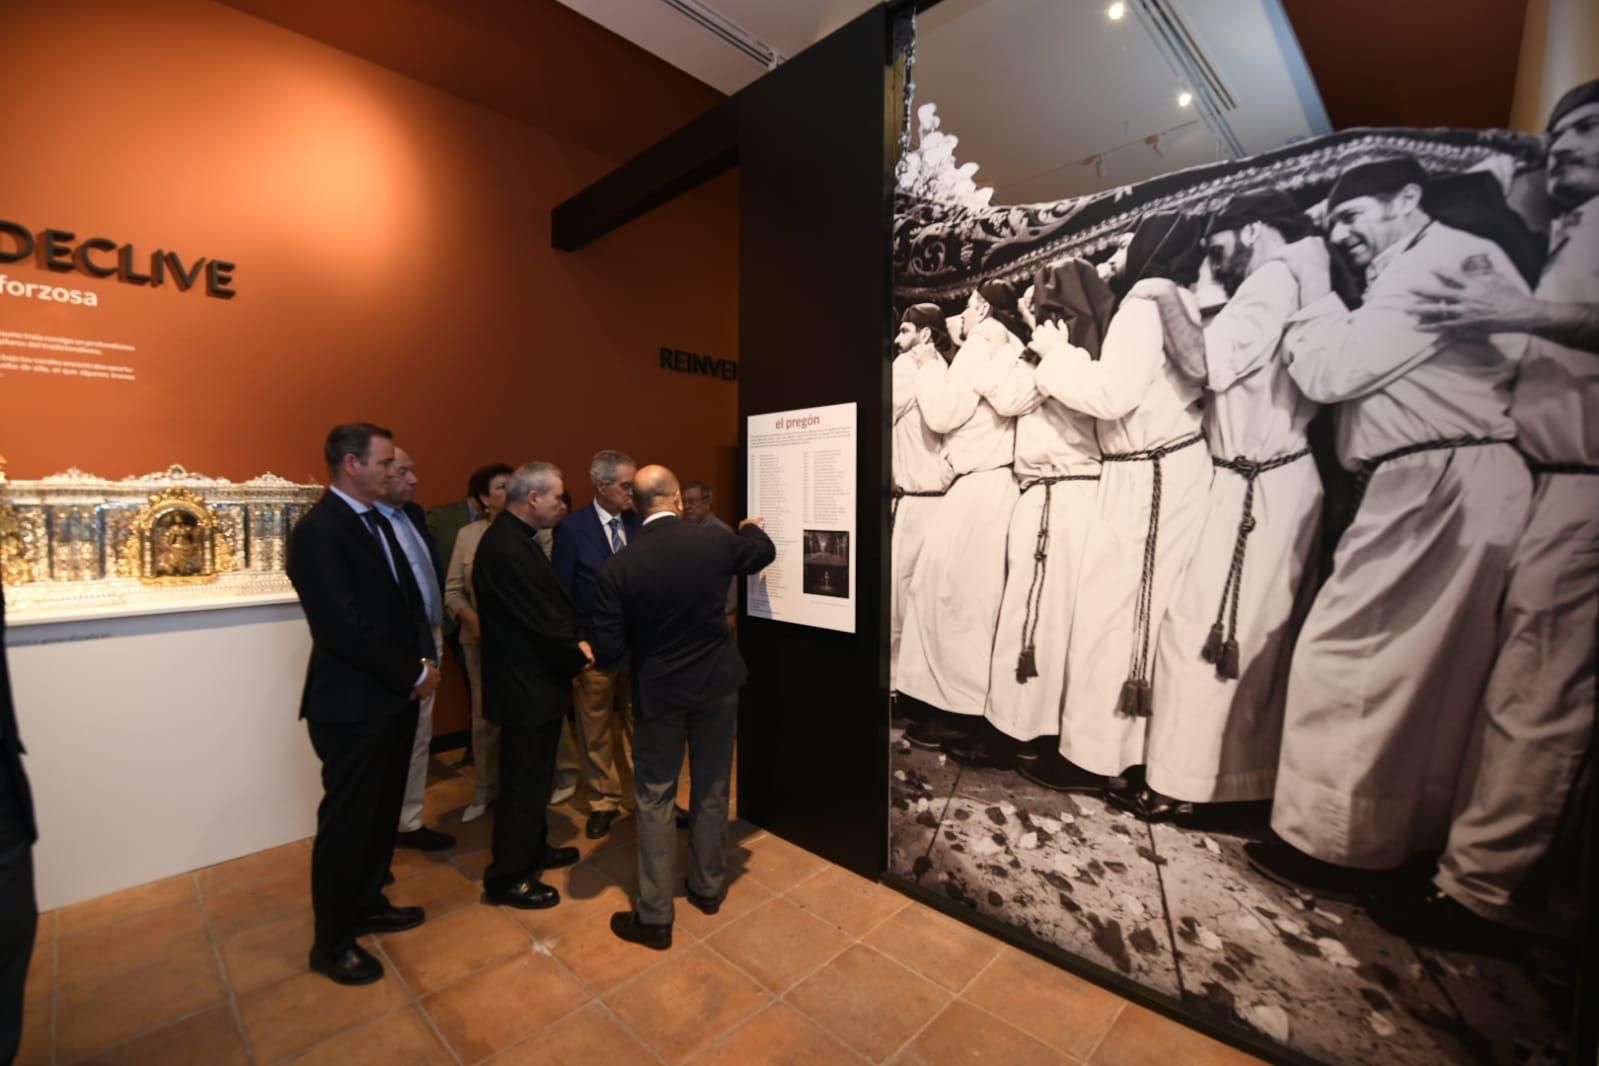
[890,472,964,531]
[1349,436,1512,516]
[1200,448,1312,680]
[1098,432,1204,718]
[1013,471,1101,683]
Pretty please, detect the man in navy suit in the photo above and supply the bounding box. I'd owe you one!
[287,423,438,984]
[375,447,456,853]
[591,465,775,948]
[552,448,641,839]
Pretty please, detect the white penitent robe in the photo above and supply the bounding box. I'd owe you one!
[1146,261,1323,803]
[1271,222,1532,869]
[1436,199,1599,933]
[1034,294,1210,775]
[982,352,1102,741]
[891,343,953,690]
[896,319,1020,716]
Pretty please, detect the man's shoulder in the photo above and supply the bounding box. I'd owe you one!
[704,514,733,533]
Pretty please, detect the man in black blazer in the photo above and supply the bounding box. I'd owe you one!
[474,461,590,909]
[375,446,456,853]
[288,423,440,985]
[0,582,38,1061]
[552,449,642,840]
[591,465,775,949]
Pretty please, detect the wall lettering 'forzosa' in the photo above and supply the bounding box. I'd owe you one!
[0,220,236,299]
[659,346,738,381]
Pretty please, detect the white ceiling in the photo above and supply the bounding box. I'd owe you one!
[554,0,1330,204]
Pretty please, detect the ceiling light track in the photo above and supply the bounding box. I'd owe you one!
[658,0,785,71]
[1132,0,1245,157]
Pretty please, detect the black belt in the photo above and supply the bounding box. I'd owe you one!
[890,472,964,530]
[1099,432,1204,718]
[1200,448,1312,680]
[1351,436,1514,515]
[1013,472,1101,683]
[1528,461,1599,476]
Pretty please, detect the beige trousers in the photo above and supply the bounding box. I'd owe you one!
[573,666,635,813]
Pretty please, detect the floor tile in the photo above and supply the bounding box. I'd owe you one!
[290,1006,454,1066]
[604,944,770,1063]
[691,1003,862,1065]
[16,1002,49,1066]
[380,904,531,996]
[675,874,775,941]
[740,833,828,893]
[916,789,1181,997]
[787,864,910,937]
[56,874,197,937]
[963,946,1125,1059]
[452,848,492,882]
[34,910,56,945]
[895,999,1071,1065]
[423,951,590,1062]
[81,1003,250,1066]
[56,946,227,1061]
[387,862,481,919]
[201,868,310,941]
[546,910,687,994]
[788,945,951,1062]
[706,897,852,992]
[492,1002,655,1065]
[23,939,50,1005]
[236,968,410,1063]
[198,841,311,898]
[861,902,1004,993]
[1090,1003,1262,1066]
[217,912,316,995]
[58,901,210,991]
[1149,821,1466,1063]
[502,860,633,941]
[389,844,451,883]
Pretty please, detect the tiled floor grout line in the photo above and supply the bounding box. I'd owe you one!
[877,937,1009,1064]
[1079,1000,1130,1065]
[193,869,260,1066]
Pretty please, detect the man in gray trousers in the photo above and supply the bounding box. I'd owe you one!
[590,465,775,949]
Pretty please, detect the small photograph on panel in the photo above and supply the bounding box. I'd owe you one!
[802,529,849,597]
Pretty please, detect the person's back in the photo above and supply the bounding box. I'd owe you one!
[590,465,774,951]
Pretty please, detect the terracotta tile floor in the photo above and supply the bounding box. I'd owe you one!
[18,757,1263,1065]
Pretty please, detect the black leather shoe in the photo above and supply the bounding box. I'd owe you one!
[903,718,968,750]
[1016,753,1107,793]
[482,879,560,910]
[309,943,382,985]
[1107,786,1193,823]
[396,826,456,851]
[675,807,691,829]
[540,846,581,870]
[610,910,672,950]
[585,810,619,839]
[352,904,425,936]
[684,880,722,916]
[1243,841,1395,904]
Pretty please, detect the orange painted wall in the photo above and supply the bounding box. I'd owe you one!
[0,0,738,735]
[0,0,738,505]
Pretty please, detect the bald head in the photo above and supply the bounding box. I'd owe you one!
[632,464,681,517]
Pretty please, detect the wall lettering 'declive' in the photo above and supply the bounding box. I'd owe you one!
[659,346,738,380]
[0,219,236,299]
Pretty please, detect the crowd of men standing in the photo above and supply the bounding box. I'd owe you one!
[286,431,773,984]
[892,80,1598,950]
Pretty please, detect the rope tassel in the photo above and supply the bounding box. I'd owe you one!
[1200,623,1224,664]
[1016,647,1038,682]
[1217,639,1241,680]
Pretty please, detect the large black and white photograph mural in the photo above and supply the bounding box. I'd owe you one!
[887,3,1596,1063]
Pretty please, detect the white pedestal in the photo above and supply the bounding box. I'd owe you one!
[5,602,321,911]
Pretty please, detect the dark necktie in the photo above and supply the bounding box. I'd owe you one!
[362,509,437,662]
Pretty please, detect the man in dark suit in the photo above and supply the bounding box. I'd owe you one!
[474,461,590,909]
[376,446,456,852]
[0,582,38,1061]
[552,449,642,840]
[288,423,440,985]
[592,465,775,949]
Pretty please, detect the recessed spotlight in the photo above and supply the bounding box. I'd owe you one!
[1177,90,1194,108]
[1106,2,1127,21]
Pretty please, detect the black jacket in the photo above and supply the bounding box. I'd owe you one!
[287,491,434,724]
[592,515,775,715]
[0,583,37,845]
[473,513,590,727]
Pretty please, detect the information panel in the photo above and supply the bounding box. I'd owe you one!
[746,402,857,633]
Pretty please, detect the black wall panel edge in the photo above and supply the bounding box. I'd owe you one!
[733,6,899,879]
